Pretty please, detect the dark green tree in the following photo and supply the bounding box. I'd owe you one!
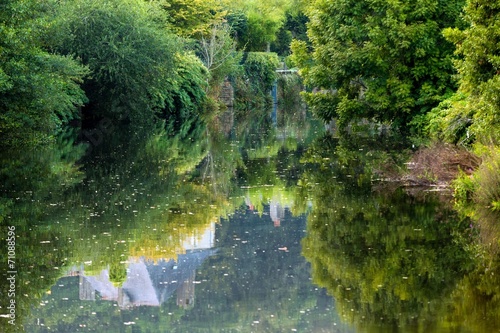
[0,0,88,147]
[295,0,465,133]
[271,11,309,56]
[47,0,208,128]
[439,0,500,144]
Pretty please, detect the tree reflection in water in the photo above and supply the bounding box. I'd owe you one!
[3,112,500,332]
[299,132,500,332]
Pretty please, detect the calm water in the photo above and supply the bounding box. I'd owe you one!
[1,107,500,332]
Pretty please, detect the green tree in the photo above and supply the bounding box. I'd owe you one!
[271,11,309,56]
[235,52,280,107]
[197,22,242,92]
[158,0,226,37]
[225,0,294,51]
[297,0,465,133]
[48,0,207,127]
[0,0,88,147]
[440,0,500,144]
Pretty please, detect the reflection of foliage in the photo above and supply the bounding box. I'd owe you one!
[24,276,186,333]
[235,110,319,217]
[0,127,229,331]
[193,123,244,201]
[0,132,86,332]
[67,127,236,267]
[23,208,340,333]
[303,189,473,331]
[443,257,500,332]
[0,129,86,200]
[109,262,127,287]
[300,133,476,331]
[16,109,336,331]
[167,208,335,333]
[453,148,500,251]
[297,133,396,200]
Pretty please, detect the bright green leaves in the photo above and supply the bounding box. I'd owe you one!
[158,0,226,37]
[224,0,296,51]
[298,0,465,132]
[50,0,183,125]
[438,0,500,144]
[0,0,88,147]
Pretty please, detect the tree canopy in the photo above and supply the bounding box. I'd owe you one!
[294,0,466,133]
[0,0,88,146]
[0,0,304,148]
[441,0,500,144]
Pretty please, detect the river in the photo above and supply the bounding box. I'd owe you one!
[1,105,499,332]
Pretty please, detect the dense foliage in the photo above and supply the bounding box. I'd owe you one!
[293,0,465,133]
[48,0,206,127]
[4,0,500,331]
[0,0,88,146]
[0,0,304,149]
[233,52,280,108]
[433,0,500,145]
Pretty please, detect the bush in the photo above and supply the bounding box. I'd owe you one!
[244,52,279,92]
[425,92,474,145]
[162,53,209,134]
[474,150,500,214]
[0,0,88,147]
[235,52,279,107]
[453,148,500,250]
[50,0,187,126]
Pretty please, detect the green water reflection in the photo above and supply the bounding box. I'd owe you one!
[1,107,500,332]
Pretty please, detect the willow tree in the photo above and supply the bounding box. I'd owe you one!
[295,0,465,133]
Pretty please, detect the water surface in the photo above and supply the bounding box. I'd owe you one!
[1,108,500,332]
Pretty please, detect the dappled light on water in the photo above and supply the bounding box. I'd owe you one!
[1,108,500,332]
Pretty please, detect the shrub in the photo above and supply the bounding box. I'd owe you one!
[234,52,280,108]
[473,150,500,214]
[453,148,500,250]
[0,0,88,147]
[51,0,184,125]
[244,52,279,94]
[162,53,209,133]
